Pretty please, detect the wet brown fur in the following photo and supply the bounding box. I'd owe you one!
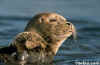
[24,12,76,54]
[0,12,76,64]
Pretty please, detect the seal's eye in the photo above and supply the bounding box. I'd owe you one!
[49,19,57,22]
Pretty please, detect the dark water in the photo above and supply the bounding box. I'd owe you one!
[0,0,100,65]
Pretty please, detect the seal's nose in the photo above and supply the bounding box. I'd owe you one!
[66,22,77,40]
[66,22,71,25]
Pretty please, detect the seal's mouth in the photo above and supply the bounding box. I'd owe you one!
[57,34,71,38]
[56,22,77,40]
[57,35,66,38]
[56,33,72,40]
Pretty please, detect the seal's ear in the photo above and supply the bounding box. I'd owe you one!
[39,17,46,23]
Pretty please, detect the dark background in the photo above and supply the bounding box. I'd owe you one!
[0,0,100,65]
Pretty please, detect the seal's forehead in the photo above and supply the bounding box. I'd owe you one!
[49,13,66,20]
[34,12,67,21]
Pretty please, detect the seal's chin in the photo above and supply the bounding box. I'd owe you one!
[56,33,72,40]
[57,34,70,38]
[56,35,67,39]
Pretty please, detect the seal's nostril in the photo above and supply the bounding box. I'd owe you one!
[66,23,70,25]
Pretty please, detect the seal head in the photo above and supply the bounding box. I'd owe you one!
[25,12,76,54]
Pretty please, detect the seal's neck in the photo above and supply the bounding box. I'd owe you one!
[24,27,38,33]
[48,38,67,55]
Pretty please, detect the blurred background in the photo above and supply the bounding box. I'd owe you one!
[0,0,100,65]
